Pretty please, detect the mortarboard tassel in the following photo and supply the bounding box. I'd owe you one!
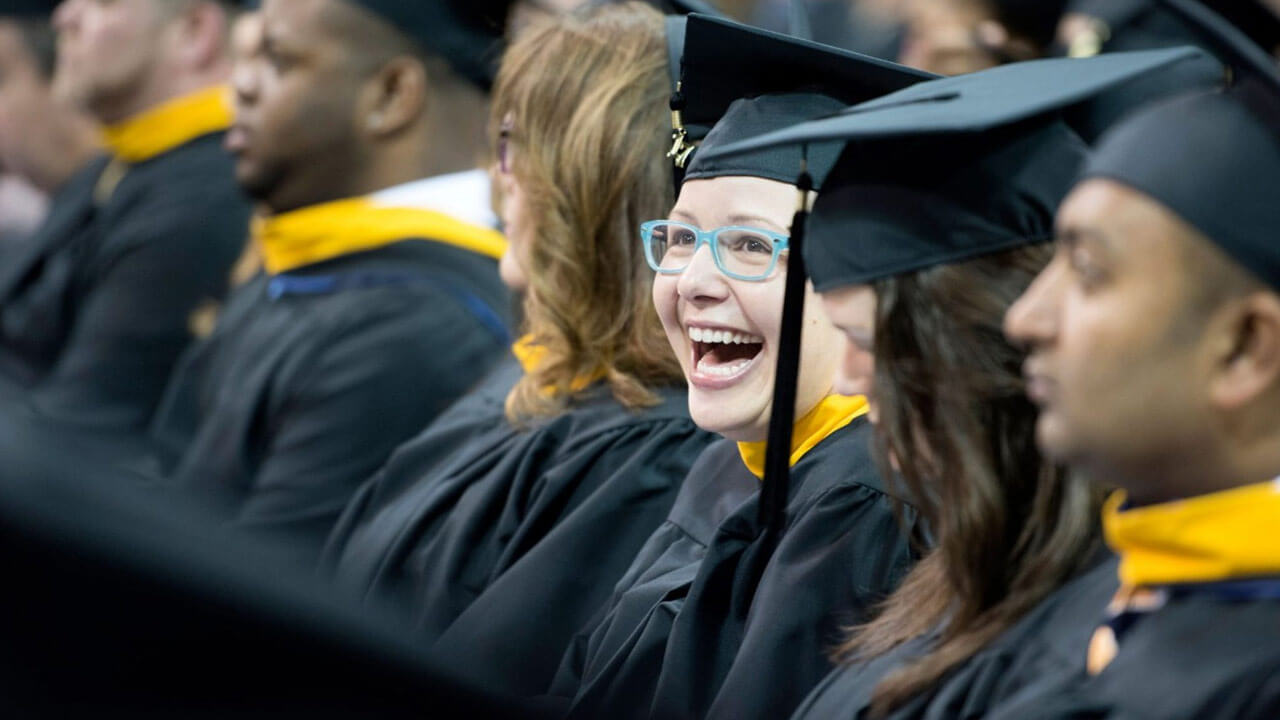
[757,164,814,544]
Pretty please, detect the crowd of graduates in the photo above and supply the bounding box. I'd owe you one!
[0,0,1278,717]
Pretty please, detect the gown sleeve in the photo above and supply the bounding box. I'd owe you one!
[427,415,717,695]
[547,439,755,702]
[701,480,920,720]
[209,294,502,564]
[27,153,248,429]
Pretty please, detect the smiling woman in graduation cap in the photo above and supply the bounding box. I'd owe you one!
[322,2,720,696]
[546,15,935,720]
[697,35,1225,720]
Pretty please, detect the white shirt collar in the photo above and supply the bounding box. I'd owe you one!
[369,169,498,229]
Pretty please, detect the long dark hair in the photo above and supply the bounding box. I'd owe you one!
[837,244,1103,717]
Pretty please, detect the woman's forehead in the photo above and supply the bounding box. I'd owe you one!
[672,176,797,226]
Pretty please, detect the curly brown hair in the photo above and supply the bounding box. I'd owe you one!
[492,2,684,422]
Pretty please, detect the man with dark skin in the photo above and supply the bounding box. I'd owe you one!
[1000,8,1280,713]
[0,0,250,428]
[1009,182,1280,503]
[138,0,511,564]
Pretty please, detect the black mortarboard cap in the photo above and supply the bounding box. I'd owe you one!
[683,93,847,188]
[804,121,1084,290]
[702,46,1223,288]
[1068,0,1280,56]
[1081,0,1280,289]
[698,46,1221,546]
[1062,0,1280,137]
[2,0,59,17]
[668,13,934,174]
[347,0,516,90]
[1154,0,1280,93]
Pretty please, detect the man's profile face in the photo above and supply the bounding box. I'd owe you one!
[52,0,164,120]
[0,21,57,180]
[226,0,367,212]
[1005,179,1215,490]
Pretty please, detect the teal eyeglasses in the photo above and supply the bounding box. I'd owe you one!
[640,220,790,282]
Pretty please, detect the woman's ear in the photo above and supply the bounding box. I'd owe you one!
[1210,292,1280,410]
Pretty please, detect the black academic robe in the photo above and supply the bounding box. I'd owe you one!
[0,134,249,428]
[985,573,1280,720]
[560,417,921,720]
[324,359,717,694]
[0,418,544,718]
[148,238,511,565]
[548,439,757,707]
[791,555,1119,720]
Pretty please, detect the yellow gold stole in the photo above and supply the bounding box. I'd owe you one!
[1104,479,1280,588]
[511,334,604,395]
[737,394,871,480]
[101,85,233,164]
[256,196,507,275]
[1086,479,1280,674]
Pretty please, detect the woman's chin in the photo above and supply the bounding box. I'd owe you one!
[688,398,769,442]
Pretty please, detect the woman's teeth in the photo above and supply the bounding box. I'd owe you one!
[687,326,765,381]
[688,327,764,345]
[696,356,752,376]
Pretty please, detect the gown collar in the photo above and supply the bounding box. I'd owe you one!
[737,393,870,480]
[369,169,498,230]
[101,85,233,164]
[511,334,604,395]
[1104,477,1280,588]
[256,191,506,275]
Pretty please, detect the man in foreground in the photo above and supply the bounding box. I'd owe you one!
[1002,5,1280,715]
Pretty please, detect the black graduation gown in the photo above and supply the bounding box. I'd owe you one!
[561,417,921,720]
[148,238,511,565]
[547,439,758,707]
[0,160,102,302]
[0,134,249,428]
[985,574,1280,720]
[323,359,717,694]
[791,555,1119,720]
[0,418,544,719]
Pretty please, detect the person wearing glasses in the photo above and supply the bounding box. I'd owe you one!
[548,16,929,720]
[683,33,1222,720]
[323,2,718,698]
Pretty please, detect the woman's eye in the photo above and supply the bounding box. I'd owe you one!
[724,233,774,254]
[672,229,697,246]
[1068,248,1105,289]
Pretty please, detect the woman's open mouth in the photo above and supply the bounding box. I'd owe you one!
[688,325,765,388]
